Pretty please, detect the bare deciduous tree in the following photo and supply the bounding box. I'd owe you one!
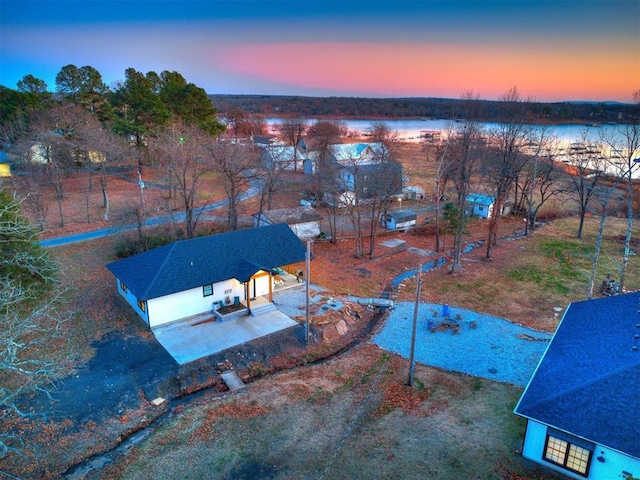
[586,174,625,299]
[441,91,485,272]
[365,124,403,258]
[428,137,452,253]
[483,86,532,260]
[562,134,608,239]
[306,120,343,175]
[518,127,564,234]
[255,147,290,217]
[0,190,69,463]
[209,142,259,231]
[278,117,308,172]
[152,123,216,238]
[599,89,640,291]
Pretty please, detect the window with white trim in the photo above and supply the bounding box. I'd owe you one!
[543,429,593,476]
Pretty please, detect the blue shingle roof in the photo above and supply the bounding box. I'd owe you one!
[106,224,306,301]
[514,292,640,458]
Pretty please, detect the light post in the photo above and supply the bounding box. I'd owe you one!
[406,264,423,386]
[398,196,402,210]
[305,240,311,344]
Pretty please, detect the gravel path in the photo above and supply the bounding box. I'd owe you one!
[272,284,334,318]
[373,302,552,386]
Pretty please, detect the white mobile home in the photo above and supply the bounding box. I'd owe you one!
[381,209,417,230]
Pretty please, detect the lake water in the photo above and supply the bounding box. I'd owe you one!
[267,117,627,145]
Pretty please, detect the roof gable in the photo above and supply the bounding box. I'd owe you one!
[261,145,303,162]
[515,292,640,458]
[329,142,389,165]
[106,224,306,300]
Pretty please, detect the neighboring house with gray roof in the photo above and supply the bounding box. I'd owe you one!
[260,145,306,172]
[106,224,306,328]
[514,292,640,480]
[253,206,323,239]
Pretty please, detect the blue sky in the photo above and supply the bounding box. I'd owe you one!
[1,0,638,101]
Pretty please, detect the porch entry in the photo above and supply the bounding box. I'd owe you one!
[245,270,274,311]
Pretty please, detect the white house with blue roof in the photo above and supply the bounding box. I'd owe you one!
[106,224,306,328]
[514,292,640,480]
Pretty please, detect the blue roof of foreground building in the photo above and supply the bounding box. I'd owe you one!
[514,292,640,459]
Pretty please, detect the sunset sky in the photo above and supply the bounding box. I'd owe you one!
[1,0,638,102]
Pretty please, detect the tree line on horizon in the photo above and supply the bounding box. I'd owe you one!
[210,93,636,124]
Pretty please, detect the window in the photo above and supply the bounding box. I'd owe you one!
[120,282,128,293]
[203,284,213,297]
[543,429,593,476]
[137,299,146,312]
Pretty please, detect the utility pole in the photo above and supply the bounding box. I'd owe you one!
[137,170,146,216]
[406,264,423,386]
[305,240,311,344]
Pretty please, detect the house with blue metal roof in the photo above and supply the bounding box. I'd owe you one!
[106,223,306,328]
[514,292,640,479]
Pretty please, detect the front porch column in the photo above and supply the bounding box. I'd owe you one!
[244,281,251,310]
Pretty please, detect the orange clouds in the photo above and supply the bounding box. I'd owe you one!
[214,41,638,101]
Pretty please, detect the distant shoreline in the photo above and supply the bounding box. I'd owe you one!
[211,94,633,126]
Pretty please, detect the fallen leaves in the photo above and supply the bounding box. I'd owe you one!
[189,401,271,443]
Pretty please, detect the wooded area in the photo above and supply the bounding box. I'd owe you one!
[211,93,636,124]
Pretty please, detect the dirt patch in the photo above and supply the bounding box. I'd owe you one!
[96,345,559,480]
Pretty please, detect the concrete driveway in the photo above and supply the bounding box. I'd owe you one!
[153,308,299,365]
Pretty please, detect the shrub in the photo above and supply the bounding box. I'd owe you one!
[113,233,175,258]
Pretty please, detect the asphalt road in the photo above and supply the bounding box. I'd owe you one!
[40,183,260,248]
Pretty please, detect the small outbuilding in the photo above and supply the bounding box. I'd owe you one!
[381,209,417,230]
[466,193,496,219]
[253,206,323,239]
[402,185,425,200]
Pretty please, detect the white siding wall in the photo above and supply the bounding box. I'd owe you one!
[251,272,271,298]
[471,203,493,219]
[382,215,416,230]
[522,420,640,480]
[116,278,244,329]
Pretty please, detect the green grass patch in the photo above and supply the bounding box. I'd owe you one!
[508,264,543,284]
[538,238,592,279]
[506,238,593,296]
